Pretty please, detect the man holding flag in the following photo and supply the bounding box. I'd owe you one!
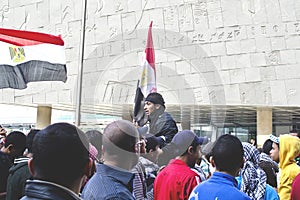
[144,92,178,147]
[133,22,178,148]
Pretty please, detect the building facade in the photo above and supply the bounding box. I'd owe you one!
[1,0,300,144]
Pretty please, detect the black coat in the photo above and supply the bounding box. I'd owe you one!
[0,151,12,193]
[149,111,178,144]
[21,180,82,200]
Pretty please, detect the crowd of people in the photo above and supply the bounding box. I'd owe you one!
[0,92,300,200]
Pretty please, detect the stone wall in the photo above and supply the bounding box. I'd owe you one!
[1,0,300,114]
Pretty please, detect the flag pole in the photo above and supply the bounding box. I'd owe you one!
[132,21,156,126]
[75,0,87,126]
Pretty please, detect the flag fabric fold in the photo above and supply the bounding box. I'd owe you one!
[133,21,157,126]
[0,28,67,89]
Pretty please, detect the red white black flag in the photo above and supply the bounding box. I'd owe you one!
[133,21,157,126]
[0,28,67,89]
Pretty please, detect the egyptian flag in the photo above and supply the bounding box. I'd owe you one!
[133,21,157,126]
[0,28,67,89]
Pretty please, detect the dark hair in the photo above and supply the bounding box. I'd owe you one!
[5,131,26,156]
[262,139,273,155]
[26,129,40,153]
[32,123,89,187]
[212,134,243,173]
[86,130,102,158]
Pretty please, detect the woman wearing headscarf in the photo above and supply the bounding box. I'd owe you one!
[237,142,279,200]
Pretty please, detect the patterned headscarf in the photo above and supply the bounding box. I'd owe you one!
[240,142,267,200]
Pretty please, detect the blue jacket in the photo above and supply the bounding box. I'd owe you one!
[189,172,251,200]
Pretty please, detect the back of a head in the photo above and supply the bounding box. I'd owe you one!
[32,123,89,186]
[5,131,26,157]
[103,120,138,156]
[262,139,273,155]
[26,129,40,154]
[212,134,243,173]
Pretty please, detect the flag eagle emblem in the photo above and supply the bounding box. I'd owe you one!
[0,27,67,89]
[9,46,25,63]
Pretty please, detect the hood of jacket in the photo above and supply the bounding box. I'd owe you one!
[279,134,300,169]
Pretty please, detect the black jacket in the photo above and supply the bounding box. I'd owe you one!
[0,151,12,193]
[20,180,82,200]
[149,111,178,144]
[6,157,31,200]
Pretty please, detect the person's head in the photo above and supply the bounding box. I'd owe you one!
[29,123,91,192]
[210,134,244,176]
[269,135,280,163]
[26,129,40,156]
[262,139,273,155]
[144,92,165,116]
[279,134,300,169]
[2,131,26,159]
[102,120,139,170]
[171,130,208,167]
[86,130,102,161]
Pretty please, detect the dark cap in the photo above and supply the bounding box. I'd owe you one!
[172,130,208,150]
[145,92,165,107]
